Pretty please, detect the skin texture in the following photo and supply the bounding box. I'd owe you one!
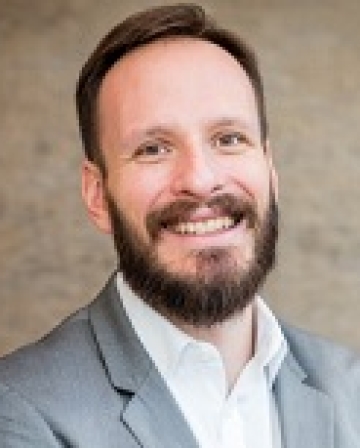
[81,37,278,387]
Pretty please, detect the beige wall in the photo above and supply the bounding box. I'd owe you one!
[1,0,360,356]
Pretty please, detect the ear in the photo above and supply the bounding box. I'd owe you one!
[264,140,279,201]
[81,159,112,234]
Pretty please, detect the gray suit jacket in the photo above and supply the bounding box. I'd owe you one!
[0,275,359,447]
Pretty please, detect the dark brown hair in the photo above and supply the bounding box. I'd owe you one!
[76,3,268,172]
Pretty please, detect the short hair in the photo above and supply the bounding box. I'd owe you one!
[76,3,268,172]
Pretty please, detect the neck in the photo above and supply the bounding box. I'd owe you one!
[174,301,256,392]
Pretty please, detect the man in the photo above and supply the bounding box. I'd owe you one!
[0,3,359,447]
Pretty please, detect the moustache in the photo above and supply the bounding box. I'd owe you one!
[146,193,258,240]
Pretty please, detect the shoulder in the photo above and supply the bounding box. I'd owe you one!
[279,322,360,446]
[0,298,128,445]
[282,321,360,366]
[281,321,360,392]
[0,305,99,403]
[0,381,62,446]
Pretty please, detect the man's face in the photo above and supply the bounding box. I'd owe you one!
[85,38,278,324]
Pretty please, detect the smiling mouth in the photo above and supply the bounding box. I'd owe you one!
[147,194,256,241]
[168,215,241,236]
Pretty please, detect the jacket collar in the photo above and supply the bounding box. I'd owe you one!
[274,347,334,448]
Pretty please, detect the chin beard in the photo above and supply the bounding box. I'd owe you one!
[107,191,278,327]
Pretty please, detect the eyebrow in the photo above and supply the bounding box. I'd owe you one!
[122,125,174,145]
[122,116,257,146]
[205,117,257,133]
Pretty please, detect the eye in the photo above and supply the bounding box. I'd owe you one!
[213,131,249,150]
[132,141,172,163]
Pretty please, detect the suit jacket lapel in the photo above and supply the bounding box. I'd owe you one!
[89,275,198,448]
[121,367,198,448]
[275,351,334,448]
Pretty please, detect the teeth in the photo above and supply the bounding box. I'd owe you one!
[173,217,235,235]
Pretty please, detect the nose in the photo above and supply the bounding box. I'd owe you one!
[171,145,223,199]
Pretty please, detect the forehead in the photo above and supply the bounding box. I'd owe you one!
[97,37,259,138]
[101,36,254,94]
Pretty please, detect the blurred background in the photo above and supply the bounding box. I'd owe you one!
[1,0,360,356]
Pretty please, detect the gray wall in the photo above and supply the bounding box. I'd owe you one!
[1,0,360,356]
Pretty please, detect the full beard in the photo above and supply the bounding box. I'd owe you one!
[107,191,278,327]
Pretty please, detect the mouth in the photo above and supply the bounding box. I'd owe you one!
[165,215,243,236]
[147,194,256,241]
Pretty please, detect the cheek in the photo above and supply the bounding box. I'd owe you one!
[232,158,271,198]
[108,169,168,233]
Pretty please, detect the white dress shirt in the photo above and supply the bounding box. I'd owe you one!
[116,273,287,448]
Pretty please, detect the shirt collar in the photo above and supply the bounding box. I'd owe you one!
[116,273,191,379]
[116,272,287,387]
[254,298,288,386]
